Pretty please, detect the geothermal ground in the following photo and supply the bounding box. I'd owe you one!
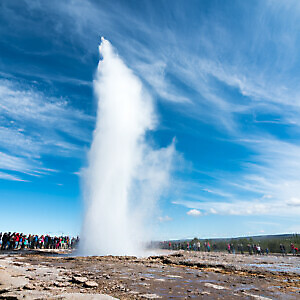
[0,250,299,299]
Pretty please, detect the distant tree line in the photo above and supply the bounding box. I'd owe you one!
[160,234,300,254]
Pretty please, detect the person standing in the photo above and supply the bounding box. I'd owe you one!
[227,243,231,254]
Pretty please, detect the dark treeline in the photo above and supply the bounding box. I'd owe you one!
[160,234,300,255]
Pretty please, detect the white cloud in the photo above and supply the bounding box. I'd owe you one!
[187,209,202,217]
[287,197,300,207]
[176,198,300,217]
[8,0,300,134]
[202,188,233,198]
[6,0,300,130]
[0,79,91,143]
[135,61,190,103]
[3,0,300,225]
[0,171,28,182]
[0,79,92,181]
[172,135,300,218]
[0,152,33,172]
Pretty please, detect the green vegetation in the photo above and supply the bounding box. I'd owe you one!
[167,234,300,254]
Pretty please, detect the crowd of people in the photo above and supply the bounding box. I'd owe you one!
[0,232,79,250]
[1,232,298,255]
[161,241,212,252]
[161,241,299,256]
[225,243,269,255]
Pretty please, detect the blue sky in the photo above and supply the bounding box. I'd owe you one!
[1,0,300,239]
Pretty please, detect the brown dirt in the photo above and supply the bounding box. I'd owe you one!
[0,250,299,299]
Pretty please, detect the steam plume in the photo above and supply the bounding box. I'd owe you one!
[80,38,174,256]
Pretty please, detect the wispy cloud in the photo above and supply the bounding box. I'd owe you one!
[0,79,92,181]
[0,79,92,141]
[3,0,300,128]
[174,135,300,217]
[0,171,28,182]
[175,198,300,217]
[2,0,300,223]
[134,61,191,104]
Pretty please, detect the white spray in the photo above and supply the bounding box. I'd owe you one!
[80,38,174,256]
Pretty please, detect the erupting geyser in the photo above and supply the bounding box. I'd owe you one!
[80,38,174,256]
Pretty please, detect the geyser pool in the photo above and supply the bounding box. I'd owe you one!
[80,38,174,256]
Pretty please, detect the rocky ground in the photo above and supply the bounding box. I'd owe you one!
[0,250,299,299]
